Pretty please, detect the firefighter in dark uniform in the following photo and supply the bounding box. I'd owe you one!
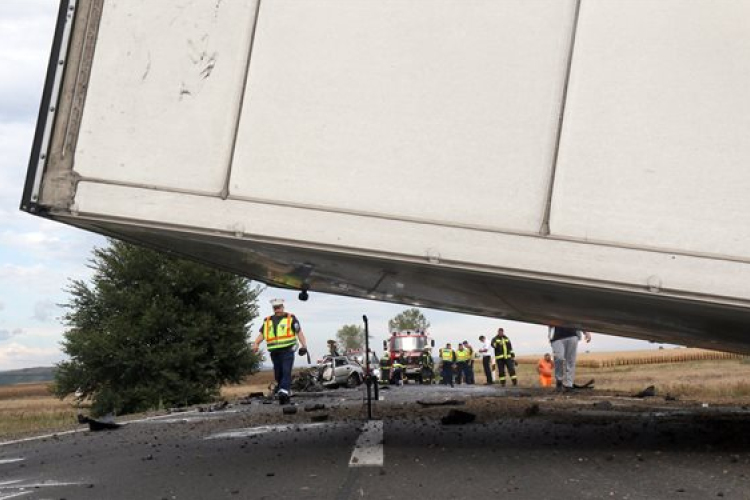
[439,343,456,387]
[253,299,308,405]
[391,351,406,385]
[419,348,434,384]
[379,351,392,383]
[492,327,517,386]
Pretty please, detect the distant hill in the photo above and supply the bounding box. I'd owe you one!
[0,367,56,386]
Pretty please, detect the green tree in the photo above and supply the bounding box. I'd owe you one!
[388,308,430,332]
[53,240,262,416]
[336,324,364,352]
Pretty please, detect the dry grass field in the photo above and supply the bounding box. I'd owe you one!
[0,383,80,439]
[3,350,750,441]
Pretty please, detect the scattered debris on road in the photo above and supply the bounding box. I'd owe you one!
[77,414,122,431]
[199,401,229,412]
[417,399,465,407]
[304,403,326,412]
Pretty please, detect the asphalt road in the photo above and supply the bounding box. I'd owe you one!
[1,385,750,499]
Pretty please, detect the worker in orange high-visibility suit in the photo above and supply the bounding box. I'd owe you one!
[537,353,554,387]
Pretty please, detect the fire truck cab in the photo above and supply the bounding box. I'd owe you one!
[383,330,436,383]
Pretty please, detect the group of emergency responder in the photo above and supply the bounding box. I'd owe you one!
[437,328,519,387]
[376,327,575,389]
[253,297,590,405]
[378,349,434,385]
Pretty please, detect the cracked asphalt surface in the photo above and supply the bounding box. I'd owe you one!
[1,384,750,499]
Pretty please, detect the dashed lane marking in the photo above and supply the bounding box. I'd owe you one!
[205,422,338,440]
[0,492,32,499]
[0,480,88,499]
[0,459,24,465]
[348,420,383,467]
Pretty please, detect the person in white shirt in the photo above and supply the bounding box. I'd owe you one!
[478,335,494,384]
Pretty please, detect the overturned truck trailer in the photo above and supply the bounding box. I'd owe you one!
[22,0,750,351]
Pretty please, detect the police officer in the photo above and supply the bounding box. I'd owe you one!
[462,341,476,384]
[455,343,472,384]
[491,327,517,386]
[253,299,308,405]
[379,351,392,383]
[439,343,456,387]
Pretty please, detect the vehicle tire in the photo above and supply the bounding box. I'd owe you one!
[346,373,361,388]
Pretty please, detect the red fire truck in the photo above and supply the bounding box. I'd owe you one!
[382,330,435,383]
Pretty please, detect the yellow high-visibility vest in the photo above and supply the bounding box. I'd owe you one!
[262,314,297,351]
[440,348,454,362]
[456,349,470,362]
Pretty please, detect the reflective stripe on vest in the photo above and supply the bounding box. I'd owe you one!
[494,337,513,359]
[263,314,296,351]
[440,349,454,362]
[456,350,470,362]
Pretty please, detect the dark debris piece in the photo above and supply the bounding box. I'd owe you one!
[524,403,541,417]
[440,409,476,425]
[417,399,465,407]
[573,379,595,390]
[633,385,656,398]
[78,414,122,431]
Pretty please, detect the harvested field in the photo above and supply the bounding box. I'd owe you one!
[517,347,746,368]
[0,383,80,439]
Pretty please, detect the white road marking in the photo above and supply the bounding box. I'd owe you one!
[349,420,383,467]
[0,492,32,499]
[205,422,335,440]
[0,459,24,465]
[0,430,83,447]
[0,481,83,489]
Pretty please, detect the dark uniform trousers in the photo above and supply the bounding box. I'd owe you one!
[497,357,517,386]
[441,362,454,386]
[482,356,493,384]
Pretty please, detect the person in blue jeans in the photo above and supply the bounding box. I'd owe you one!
[253,299,308,405]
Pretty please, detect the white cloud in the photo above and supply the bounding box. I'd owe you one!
[0,342,62,370]
[0,2,56,124]
[32,299,57,322]
[0,301,4,312]
[0,328,23,341]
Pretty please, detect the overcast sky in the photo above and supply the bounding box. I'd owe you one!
[0,0,665,371]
